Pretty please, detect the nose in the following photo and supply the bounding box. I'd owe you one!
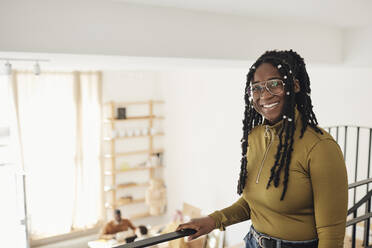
[260,87,272,99]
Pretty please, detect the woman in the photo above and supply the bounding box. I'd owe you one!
[177,50,348,248]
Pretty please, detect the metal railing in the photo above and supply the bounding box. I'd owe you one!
[326,125,372,248]
[347,179,372,248]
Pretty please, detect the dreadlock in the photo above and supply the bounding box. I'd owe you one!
[237,50,323,200]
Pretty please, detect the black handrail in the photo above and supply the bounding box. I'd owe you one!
[115,229,196,248]
[346,180,372,248]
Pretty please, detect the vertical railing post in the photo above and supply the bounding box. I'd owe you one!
[352,209,356,248]
[354,127,360,205]
[363,129,372,247]
[352,127,360,248]
[344,126,348,161]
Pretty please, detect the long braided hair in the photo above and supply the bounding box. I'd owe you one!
[237,50,323,200]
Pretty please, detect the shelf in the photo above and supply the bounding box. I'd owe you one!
[130,211,151,220]
[103,116,164,123]
[103,132,164,141]
[105,198,146,208]
[104,149,164,158]
[104,182,150,192]
[120,197,145,206]
[104,100,164,106]
[104,166,162,175]
[117,182,149,189]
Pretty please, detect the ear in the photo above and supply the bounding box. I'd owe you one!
[294,79,300,93]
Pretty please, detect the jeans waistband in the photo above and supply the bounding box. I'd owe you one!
[249,226,318,248]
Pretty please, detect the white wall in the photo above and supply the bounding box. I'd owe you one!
[309,66,372,127]
[102,71,161,103]
[343,27,372,66]
[0,0,343,64]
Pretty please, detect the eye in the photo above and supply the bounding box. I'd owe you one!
[269,80,279,87]
[252,85,263,92]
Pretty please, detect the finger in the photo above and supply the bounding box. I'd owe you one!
[175,224,183,231]
[177,223,200,232]
[187,231,202,241]
[187,233,199,241]
[187,227,207,241]
[176,223,192,231]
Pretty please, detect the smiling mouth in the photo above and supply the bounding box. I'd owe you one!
[261,102,279,109]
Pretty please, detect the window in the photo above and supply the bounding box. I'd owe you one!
[13,71,102,240]
[0,74,27,247]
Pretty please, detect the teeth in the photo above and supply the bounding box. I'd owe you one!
[263,102,279,108]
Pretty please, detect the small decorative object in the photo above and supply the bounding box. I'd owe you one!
[145,160,151,167]
[111,130,118,138]
[138,161,147,167]
[156,153,163,166]
[119,129,126,137]
[134,128,141,136]
[150,128,157,135]
[145,179,167,216]
[149,155,160,167]
[120,161,131,171]
[126,129,134,137]
[141,127,149,136]
[117,107,126,119]
[119,195,133,204]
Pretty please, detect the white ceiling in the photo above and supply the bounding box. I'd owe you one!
[111,0,372,28]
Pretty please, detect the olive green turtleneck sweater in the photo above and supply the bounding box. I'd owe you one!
[209,110,348,248]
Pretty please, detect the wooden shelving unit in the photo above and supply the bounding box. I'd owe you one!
[103,132,164,141]
[102,100,165,221]
[104,165,162,175]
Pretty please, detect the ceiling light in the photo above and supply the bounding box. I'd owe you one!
[33,61,41,76]
[4,62,12,75]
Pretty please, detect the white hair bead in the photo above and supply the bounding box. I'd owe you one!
[283,115,287,119]
[288,118,293,122]
[289,70,292,74]
[286,91,290,95]
[283,75,287,79]
[277,64,282,69]
[251,66,256,70]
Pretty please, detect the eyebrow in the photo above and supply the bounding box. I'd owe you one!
[252,77,282,84]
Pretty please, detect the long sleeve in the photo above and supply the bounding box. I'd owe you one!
[208,197,251,230]
[308,139,348,248]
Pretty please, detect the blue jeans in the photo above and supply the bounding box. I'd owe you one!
[244,226,318,248]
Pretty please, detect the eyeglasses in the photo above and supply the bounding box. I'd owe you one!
[247,79,285,100]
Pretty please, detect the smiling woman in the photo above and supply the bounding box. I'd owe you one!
[177,50,348,248]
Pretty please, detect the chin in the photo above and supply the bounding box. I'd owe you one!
[264,115,282,124]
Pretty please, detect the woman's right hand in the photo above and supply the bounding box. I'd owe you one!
[176,216,216,241]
